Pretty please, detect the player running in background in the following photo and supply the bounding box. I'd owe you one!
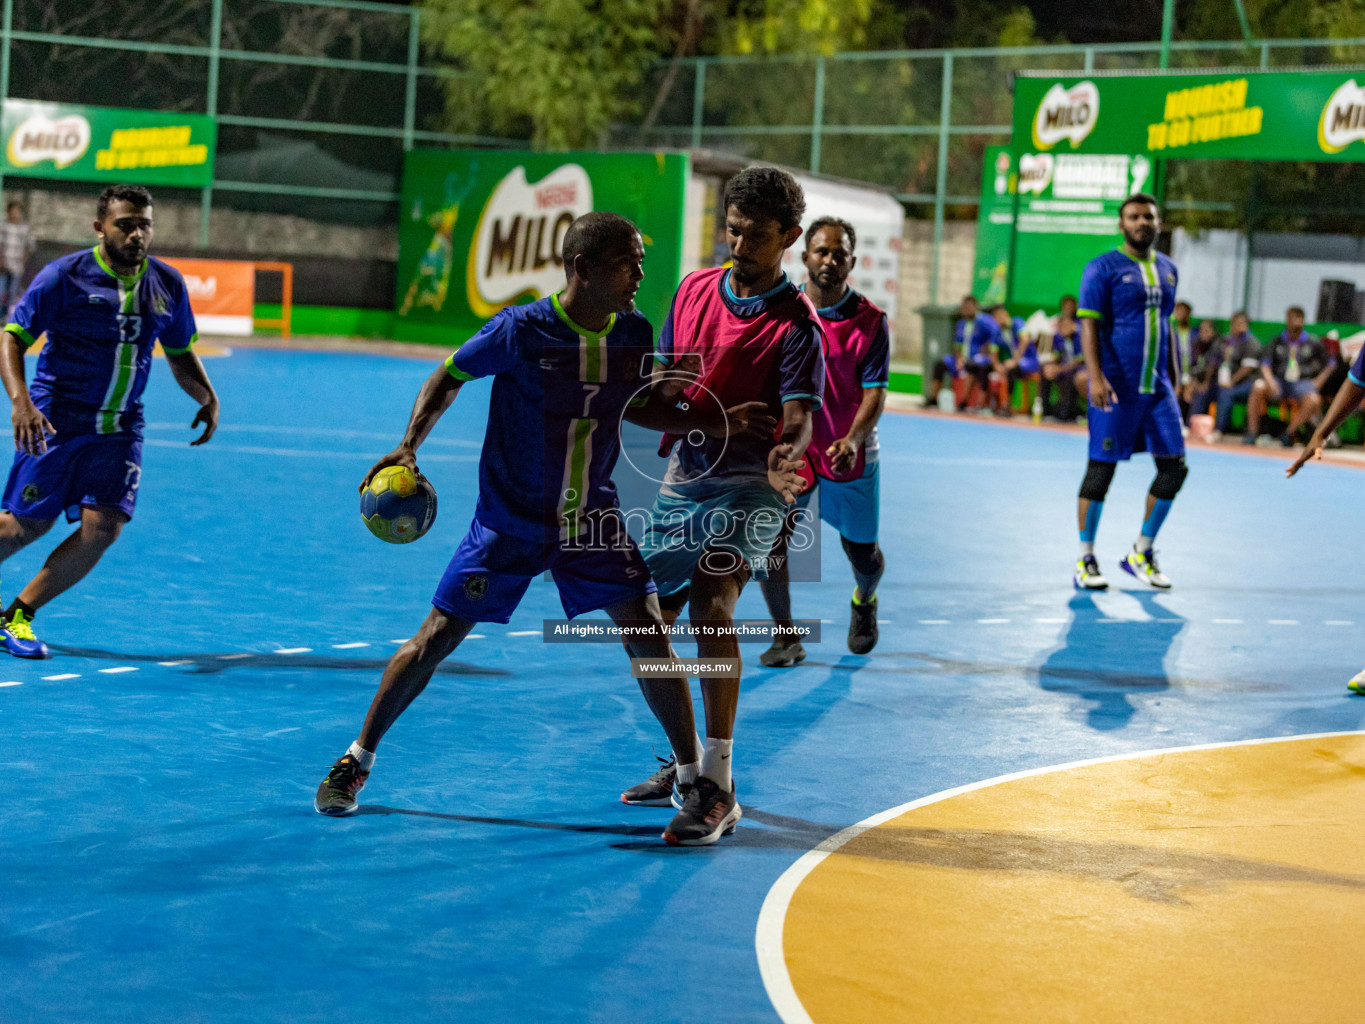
[619,167,821,845]
[1286,344,1365,692]
[0,185,218,658]
[759,216,889,667]
[1072,193,1187,592]
[314,213,773,826]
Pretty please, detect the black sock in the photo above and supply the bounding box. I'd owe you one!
[5,598,35,623]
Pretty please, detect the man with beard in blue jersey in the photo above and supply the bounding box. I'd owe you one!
[314,211,793,821]
[0,185,219,658]
[1073,193,1187,592]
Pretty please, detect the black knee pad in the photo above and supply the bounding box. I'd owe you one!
[1078,459,1116,501]
[839,538,883,576]
[1150,456,1188,500]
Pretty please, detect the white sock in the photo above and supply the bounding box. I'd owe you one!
[1134,534,1154,553]
[1079,541,1095,557]
[700,736,733,791]
[676,760,700,786]
[347,741,375,771]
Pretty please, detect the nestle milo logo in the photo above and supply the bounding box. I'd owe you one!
[467,164,593,318]
[7,112,90,169]
[1032,82,1100,150]
[1319,79,1365,153]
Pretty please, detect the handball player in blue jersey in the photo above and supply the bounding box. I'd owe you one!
[0,185,219,658]
[314,212,786,821]
[1073,193,1187,591]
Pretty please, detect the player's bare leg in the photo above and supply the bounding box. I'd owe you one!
[0,512,54,658]
[0,511,52,562]
[759,517,806,667]
[316,606,475,815]
[13,506,124,612]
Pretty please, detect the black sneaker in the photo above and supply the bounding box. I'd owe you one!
[848,594,878,655]
[760,633,807,667]
[620,753,678,806]
[314,754,369,816]
[662,776,741,846]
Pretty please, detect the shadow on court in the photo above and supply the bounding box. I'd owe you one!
[1037,590,1185,730]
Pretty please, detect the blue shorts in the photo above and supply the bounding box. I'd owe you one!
[797,461,879,544]
[638,479,788,596]
[1273,378,1318,402]
[432,513,655,623]
[1088,387,1185,463]
[2,432,142,523]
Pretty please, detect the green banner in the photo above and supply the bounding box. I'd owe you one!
[395,150,688,344]
[1013,69,1365,161]
[971,146,1016,305]
[1,99,215,187]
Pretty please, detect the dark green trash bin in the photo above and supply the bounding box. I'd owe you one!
[918,304,960,394]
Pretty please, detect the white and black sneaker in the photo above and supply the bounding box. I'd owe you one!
[1073,554,1108,590]
[620,753,678,806]
[1120,547,1172,589]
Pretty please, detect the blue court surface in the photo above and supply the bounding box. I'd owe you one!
[3,346,1363,1023]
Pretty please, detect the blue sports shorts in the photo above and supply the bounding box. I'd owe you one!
[3,432,142,523]
[1087,386,1185,462]
[796,460,879,544]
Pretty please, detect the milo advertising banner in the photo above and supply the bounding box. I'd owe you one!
[395,150,688,344]
[1,99,215,187]
[973,145,1147,310]
[1013,69,1365,162]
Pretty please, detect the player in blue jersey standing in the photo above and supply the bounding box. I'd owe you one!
[0,185,219,658]
[1073,193,1187,591]
[314,212,792,822]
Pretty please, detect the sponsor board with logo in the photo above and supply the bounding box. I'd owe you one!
[395,150,687,343]
[1013,69,1365,162]
[973,146,1148,310]
[162,258,255,337]
[1,99,215,187]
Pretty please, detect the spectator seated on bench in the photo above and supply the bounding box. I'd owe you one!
[1208,310,1262,442]
[1244,306,1336,447]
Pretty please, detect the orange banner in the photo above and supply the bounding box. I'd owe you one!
[163,257,255,336]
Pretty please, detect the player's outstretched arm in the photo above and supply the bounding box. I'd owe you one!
[0,328,53,455]
[1287,378,1365,478]
[165,350,220,446]
[360,364,461,492]
[779,397,814,459]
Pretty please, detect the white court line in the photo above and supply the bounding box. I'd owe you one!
[98,667,138,674]
[332,642,369,649]
[754,729,1365,1024]
[1097,618,1130,623]
[918,620,950,625]
[1326,620,1353,626]
[976,618,1010,624]
[467,634,486,639]
[508,630,540,637]
[263,726,300,738]
[158,660,193,667]
[0,680,21,687]
[1155,618,1183,623]
[1268,620,1299,625]
[42,673,79,681]
[1035,617,1066,624]
[218,653,253,660]
[1213,619,1243,624]
[389,638,410,644]
[274,648,311,654]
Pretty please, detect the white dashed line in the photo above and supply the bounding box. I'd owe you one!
[508,631,539,637]
[1213,619,1243,624]
[1268,620,1299,626]
[1035,617,1067,624]
[218,653,253,660]
[1326,620,1353,626]
[332,643,369,650]
[42,673,79,681]
[158,660,193,667]
[1155,618,1183,623]
[274,648,311,655]
[389,638,410,644]
[977,618,1010,624]
[262,727,300,738]
[918,619,950,625]
[98,667,138,674]
[467,634,486,639]
[0,680,22,687]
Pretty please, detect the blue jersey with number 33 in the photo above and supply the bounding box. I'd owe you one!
[6,247,198,438]
[1078,248,1178,396]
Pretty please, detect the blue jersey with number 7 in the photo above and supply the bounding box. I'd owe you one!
[5,247,199,438]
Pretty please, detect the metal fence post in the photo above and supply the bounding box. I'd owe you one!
[691,59,706,150]
[1084,47,1094,71]
[810,55,825,173]
[929,51,953,305]
[199,0,223,248]
[0,0,12,200]
[404,8,419,151]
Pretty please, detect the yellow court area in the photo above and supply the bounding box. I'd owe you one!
[767,733,1365,1024]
